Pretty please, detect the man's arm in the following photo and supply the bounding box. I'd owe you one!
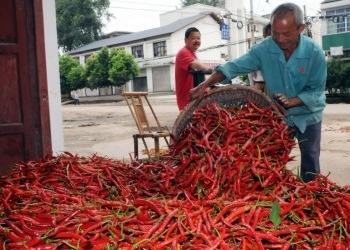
[296,48,327,112]
[189,60,211,72]
[274,47,326,110]
[190,47,263,100]
[189,71,226,100]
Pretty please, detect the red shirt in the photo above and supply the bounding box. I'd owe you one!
[175,47,196,110]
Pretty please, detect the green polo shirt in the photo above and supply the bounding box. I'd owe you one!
[216,35,327,133]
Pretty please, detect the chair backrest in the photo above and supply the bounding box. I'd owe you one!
[122,92,165,134]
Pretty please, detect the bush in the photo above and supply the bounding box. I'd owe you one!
[85,47,111,89]
[326,59,350,96]
[109,49,140,87]
[85,47,139,89]
[59,55,86,95]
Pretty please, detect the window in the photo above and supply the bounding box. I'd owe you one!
[84,54,91,62]
[131,45,144,58]
[112,47,125,51]
[326,8,350,34]
[153,41,167,57]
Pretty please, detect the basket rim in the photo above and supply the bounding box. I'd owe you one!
[171,84,283,139]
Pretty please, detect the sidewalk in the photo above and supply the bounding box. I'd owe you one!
[63,92,176,105]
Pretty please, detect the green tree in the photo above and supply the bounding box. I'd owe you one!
[339,62,350,94]
[182,0,222,7]
[68,66,87,91]
[85,47,140,90]
[85,47,111,89]
[56,0,111,52]
[326,59,343,95]
[59,55,86,95]
[109,49,140,87]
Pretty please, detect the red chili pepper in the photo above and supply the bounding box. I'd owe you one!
[5,221,25,238]
[134,198,163,216]
[25,237,43,248]
[151,209,178,238]
[6,231,24,242]
[222,205,251,225]
[213,200,248,224]
[154,235,185,249]
[55,231,85,240]
[82,221,106,236]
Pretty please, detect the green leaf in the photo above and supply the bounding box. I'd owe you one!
[269,202,281,227]
[56,0,111,51]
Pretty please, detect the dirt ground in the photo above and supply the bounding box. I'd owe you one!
[62,94,350,187]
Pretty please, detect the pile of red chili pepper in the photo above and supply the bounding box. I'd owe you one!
[1,103,349,249]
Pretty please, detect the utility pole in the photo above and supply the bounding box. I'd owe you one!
[227,16,232,60]
[224,12,232,60]
[249,0,255,47]
[303,5,312,38]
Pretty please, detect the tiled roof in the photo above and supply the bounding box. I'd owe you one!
[69,13,209,55]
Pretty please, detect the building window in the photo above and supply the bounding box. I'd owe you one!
[85,54,91,62]
[153,41,167,57]
[131,45,144,58]
[111,47,125,51]
[326,8,350,34]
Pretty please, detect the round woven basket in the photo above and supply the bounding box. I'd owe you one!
[172,84,282,139]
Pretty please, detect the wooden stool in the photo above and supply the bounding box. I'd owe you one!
[122,92,170,160]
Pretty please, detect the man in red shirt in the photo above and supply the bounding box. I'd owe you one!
[175,27,211,110]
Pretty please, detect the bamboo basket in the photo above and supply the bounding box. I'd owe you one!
[172,84,284,139]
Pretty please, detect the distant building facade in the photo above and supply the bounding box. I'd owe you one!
[68,3,270,95]
[321,0,350,59]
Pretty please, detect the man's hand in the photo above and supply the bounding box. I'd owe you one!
[190,83,207,101]
[253,82,265,92]
[273,93,303,109]
[190,71,226,101]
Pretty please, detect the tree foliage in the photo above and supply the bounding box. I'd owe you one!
[68,66,87,91]
[182,0,223,7]
[56,0,111,52]
[59,55,86,95]
[85,47,139,89]
[340,63,350,92]
[109,49,140,87]
[326,59,350,95]
[85,47,111,89]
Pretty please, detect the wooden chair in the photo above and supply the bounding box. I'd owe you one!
[122,92,170,160]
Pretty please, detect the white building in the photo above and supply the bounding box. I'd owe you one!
[320,0,350,59]
[69,3,269,94]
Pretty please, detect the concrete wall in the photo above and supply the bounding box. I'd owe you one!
[321,0,350,36]
[310,20,322,47]
[43,0,64,154]
[170,15,226,57]
[321,0,350,10]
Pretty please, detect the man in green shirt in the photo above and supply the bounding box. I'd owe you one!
[190,3,326,182]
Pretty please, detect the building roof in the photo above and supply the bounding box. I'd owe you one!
[321,0,342,3]
[69,13,213,55]
[101,31,132,39]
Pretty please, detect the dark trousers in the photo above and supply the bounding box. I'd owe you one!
[294,122,322,182]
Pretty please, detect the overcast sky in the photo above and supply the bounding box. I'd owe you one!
[103,0,323,33]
